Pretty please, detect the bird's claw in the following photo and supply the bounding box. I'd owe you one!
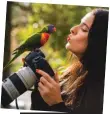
[22,58,25,64]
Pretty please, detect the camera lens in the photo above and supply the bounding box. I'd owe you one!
[1,67,36,107]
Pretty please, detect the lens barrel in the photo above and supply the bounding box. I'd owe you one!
[1,67,36,107]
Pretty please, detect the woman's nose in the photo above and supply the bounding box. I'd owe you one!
[70,25,78,34]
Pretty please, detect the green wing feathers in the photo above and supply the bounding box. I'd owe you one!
[3,33,41,71]
[3,50,24,71]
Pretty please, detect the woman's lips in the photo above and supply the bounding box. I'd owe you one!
[67,36,71,41]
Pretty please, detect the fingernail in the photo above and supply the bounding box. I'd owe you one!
[36,69,39,72]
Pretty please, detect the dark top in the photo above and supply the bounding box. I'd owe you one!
[31,80,104,114]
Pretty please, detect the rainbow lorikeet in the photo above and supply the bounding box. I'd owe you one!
[4,24,56,70]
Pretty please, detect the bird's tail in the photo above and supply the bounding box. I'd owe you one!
[3,50,24,71]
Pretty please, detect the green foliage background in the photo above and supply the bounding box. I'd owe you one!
[8,2,108,73]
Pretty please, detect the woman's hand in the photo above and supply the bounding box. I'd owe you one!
[36,69,63,106]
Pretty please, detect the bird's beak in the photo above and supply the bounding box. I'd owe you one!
[53,27,56,32]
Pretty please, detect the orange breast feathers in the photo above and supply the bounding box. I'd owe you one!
[41,33,50,45]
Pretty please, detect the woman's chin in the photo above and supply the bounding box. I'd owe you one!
[65,42,70,50]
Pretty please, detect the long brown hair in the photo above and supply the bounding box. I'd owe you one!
[59,54,87,107]
[59,8,108,109]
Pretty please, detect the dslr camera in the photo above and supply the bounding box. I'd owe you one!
[1,49,55,107]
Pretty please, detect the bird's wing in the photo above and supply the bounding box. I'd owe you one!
[13,33,41,53]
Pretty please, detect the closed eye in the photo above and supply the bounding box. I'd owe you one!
[81,28,88,32]
[80,23,89,32]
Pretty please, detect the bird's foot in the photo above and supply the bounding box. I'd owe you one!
[22,58,25,66]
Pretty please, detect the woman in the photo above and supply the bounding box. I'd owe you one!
[31,8,109,114]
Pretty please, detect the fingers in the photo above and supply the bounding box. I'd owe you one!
[40,76,53,89]
[36,69,56,84]
[38,82,45,90]
[38,78,54,97]
[38,83,46,96]
[54,71,59,83]
[38,81,49,94]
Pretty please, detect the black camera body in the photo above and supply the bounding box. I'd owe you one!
[24,49,54,80]
[1,49,55,107]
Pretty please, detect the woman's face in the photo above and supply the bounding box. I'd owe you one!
[66,12,95,58]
